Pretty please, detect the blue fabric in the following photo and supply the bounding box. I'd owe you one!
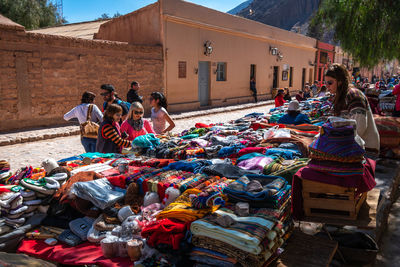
[277,113,311,125]
[244,112,264,117]
[132,134,160,148]
[217,144,245,158]
[223,174,291,208]
[265,148,302,159]
[163,160,212,173]
[57,156,83,163]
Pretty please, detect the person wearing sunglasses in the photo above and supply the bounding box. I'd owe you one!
[100,84,129,123]
[325,63,379,156]
[121,102,155,141]
[96,104,131,153]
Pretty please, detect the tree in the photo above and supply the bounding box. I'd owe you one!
[113,12,122,18]
[98,13,110,19]
[0,0,65,30]
[313,0,400,68]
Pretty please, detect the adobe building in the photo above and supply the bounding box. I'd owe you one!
[0,15,163,132]
[95,0,317,112]
[314,40,335,83]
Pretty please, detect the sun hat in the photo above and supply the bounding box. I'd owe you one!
[288,100,300,111]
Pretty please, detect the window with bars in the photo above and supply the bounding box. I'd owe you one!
[216,62,227,81]
[178,61,186,78]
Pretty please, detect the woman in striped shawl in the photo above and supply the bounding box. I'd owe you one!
[325,64,380,156]
[96,103,131,153]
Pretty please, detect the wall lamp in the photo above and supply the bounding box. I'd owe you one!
[194,68,198,74]
[270,46,278,55]
[204,41,213,56]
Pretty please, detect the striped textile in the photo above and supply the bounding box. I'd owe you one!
[101,124,131,148]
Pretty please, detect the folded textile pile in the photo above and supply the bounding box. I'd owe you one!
[141,218,189,250]
[157,189,215,222]
[309,121,365,175]
[224,175,290,209]
[190,208,291,267]
[263,157,309,184]
[373,115,400,148]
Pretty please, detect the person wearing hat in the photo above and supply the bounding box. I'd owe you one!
[100,84,129,122]
[275,89,286,107]
[277,100,311,125]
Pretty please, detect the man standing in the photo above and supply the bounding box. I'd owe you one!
[310,80,319,96]
[127,81,143,104]
[101,84,129,122]
[250,77,257,103]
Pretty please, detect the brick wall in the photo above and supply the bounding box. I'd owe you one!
[0,25,163,132]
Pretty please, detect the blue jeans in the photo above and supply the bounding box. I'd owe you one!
[81,137,97,153]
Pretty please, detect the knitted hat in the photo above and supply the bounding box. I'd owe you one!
[41,158,59,174]
[143,192,160,207]
[162,187,180,206]
[87,216,108,243]
[118,206,135,222]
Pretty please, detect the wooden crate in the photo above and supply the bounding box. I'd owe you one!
[302,179,367,220]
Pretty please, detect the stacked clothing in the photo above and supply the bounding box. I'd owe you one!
[308,121,365,175]
[190,208,291,267]
[224,175,290,209]
[291,121,376,219]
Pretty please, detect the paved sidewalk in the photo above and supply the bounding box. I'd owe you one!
[0,100,273,146]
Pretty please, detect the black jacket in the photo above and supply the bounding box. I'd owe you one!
[127,89,143,104]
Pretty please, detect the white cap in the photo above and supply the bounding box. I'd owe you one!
[288,100,300,111]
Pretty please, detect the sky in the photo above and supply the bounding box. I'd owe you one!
[62,0,245,24]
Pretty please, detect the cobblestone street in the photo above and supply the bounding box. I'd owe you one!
[0,103,272,172]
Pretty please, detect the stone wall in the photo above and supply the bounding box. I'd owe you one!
[0,25,163,132]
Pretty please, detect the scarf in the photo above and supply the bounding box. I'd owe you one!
[128,118,143,131]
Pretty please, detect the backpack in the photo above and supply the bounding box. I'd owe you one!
[102,99,131,112]
[116,99,131,111]
[80,104,99,139]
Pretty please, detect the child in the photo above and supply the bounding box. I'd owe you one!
[150,92,175,134]
[121,102,155,141]
[96,104,131,153]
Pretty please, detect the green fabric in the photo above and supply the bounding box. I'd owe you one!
[80,152,115,158]
[264,158,309,184]
[181,134,199,139]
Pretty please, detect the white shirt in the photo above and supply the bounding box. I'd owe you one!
[151,107,168,134]
[64,103,103,124]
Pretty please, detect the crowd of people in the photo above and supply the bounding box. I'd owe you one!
[64,81,176,154]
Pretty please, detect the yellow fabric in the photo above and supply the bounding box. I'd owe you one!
[156,188,217,222]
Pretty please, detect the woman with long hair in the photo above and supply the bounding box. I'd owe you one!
[325,64,379,154]
[96,104,131,153]
[150,92,175,134]
[121,102,155,141]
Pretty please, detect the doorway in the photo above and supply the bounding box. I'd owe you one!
[198,61,210,106]
[302,68,306,89]
[273,66,279,89]
[309,68,313,84]
[250,64,256,80]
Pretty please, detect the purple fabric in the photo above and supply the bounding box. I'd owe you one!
[237,157,274,172]
[291,158,376,220]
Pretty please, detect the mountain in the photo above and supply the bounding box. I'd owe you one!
[236,0,320,31]
[227,0,253,15]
